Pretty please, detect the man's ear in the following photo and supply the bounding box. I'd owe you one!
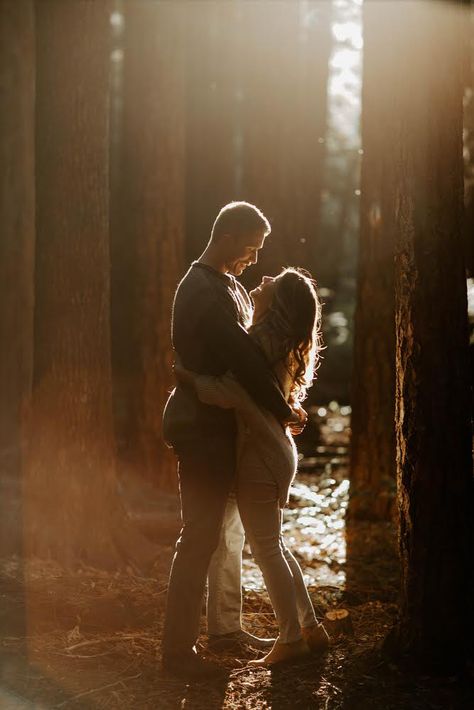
[215,231,231,244]
[221,232,237,249]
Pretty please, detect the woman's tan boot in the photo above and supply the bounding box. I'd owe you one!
[247,638,310,667]
[301,623,330,654]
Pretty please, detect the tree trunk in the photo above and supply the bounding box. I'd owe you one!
[462,2,474,278]
[239,1,331,286]
[0,1,35,557]
[111,0,185,491]
[25,0,155,569]
[349,2,397,521]
[391,1,474,669]
[184,0,240,262]
[465,6,474,421]
[0,1,35,646]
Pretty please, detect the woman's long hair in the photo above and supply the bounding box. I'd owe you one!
[250,267,322,402]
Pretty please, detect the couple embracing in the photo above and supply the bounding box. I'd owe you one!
[162,202,329,680]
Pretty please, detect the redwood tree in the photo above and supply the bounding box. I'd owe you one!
[184,0,240,262]
[391,0,474,668]
[463,9,474,278]
[239,1,331,285]
[0,0,35,555]
[25,0,154,568]
[349,2,397,521]
[111,0,185,491]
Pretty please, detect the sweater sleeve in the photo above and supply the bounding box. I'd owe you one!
[191,371,248,410]
[273,359,295,402]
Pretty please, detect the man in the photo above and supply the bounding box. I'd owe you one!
[162,202,302,680]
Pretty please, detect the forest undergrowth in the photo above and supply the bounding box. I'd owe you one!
[0,409,473,709]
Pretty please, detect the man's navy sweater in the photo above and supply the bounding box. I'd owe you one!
[163,261,292,446]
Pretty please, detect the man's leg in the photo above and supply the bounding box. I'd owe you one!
[207,493,244,636]
[206,492,276,652]
[161,438,234,664]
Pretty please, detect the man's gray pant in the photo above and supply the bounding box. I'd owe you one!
[161,438,244,658]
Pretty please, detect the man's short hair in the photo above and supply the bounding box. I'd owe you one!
[210,201,271,241]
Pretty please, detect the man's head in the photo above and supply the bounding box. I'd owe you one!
[210,201,271,276]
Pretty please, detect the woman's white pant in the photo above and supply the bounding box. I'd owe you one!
[238,478,317,643]
[207,494,245,636]
[206,482,317,643]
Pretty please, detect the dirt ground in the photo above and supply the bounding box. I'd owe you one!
[0,524,472,710]
[1,408,473,709]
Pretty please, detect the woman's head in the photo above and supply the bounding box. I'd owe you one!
[250,267,322,401]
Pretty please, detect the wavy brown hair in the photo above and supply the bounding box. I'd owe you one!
[250,267,322,402]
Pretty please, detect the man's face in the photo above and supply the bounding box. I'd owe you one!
[224,228,267,276]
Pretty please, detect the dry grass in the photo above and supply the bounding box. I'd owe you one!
[0,541,472,709]
[1,409,472,708]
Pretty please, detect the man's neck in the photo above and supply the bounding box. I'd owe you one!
[198,245,227,274]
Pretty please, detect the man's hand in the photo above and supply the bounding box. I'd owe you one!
[285,403,308,436]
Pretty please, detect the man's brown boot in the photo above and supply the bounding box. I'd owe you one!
[162,650,227,680]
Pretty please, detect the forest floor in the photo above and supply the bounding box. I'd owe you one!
[1,407,473,709]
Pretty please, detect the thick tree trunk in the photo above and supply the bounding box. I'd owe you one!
[464,7,474,421]
[239,1,331,286]
[25,0,154,569]
[349,2,397,521]
[184,0,240,262]
[111,0,185,491]
[0,0,35,556]
[462,2,474,278]
[0,8,35,647]
[391,1,474,669]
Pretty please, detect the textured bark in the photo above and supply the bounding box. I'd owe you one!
[464,9,474,278]
[26,0,154,569]
[349,2,397,521]
[464,8,474,420]
[0,1,35,555]
[391,1,474,668]
[184,0,240,262]
[111,0,185,491]
[239,1,331,286]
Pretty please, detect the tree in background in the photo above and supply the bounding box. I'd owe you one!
[462,5,474,278]
[239,0,332,286]
[464,6,474,418]
[0,1,35,556]
[0,1,35,647]
[111,0,185,491]
[184,1,240,263]
[25,0,154,568]
[390,0,474,668]
[349,1,397,521]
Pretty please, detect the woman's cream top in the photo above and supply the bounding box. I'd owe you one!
[193,353,298,507]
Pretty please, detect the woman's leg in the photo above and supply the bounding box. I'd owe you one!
[237,479,302,644]
[280,540,318,629]
[280,540,330,654]
[207,493,245,636]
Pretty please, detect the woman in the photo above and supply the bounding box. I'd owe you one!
[175,267,329,666]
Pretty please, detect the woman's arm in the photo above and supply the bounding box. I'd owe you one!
[174,356,243,410]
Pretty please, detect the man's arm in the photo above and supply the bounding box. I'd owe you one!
[201,300,292,423]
